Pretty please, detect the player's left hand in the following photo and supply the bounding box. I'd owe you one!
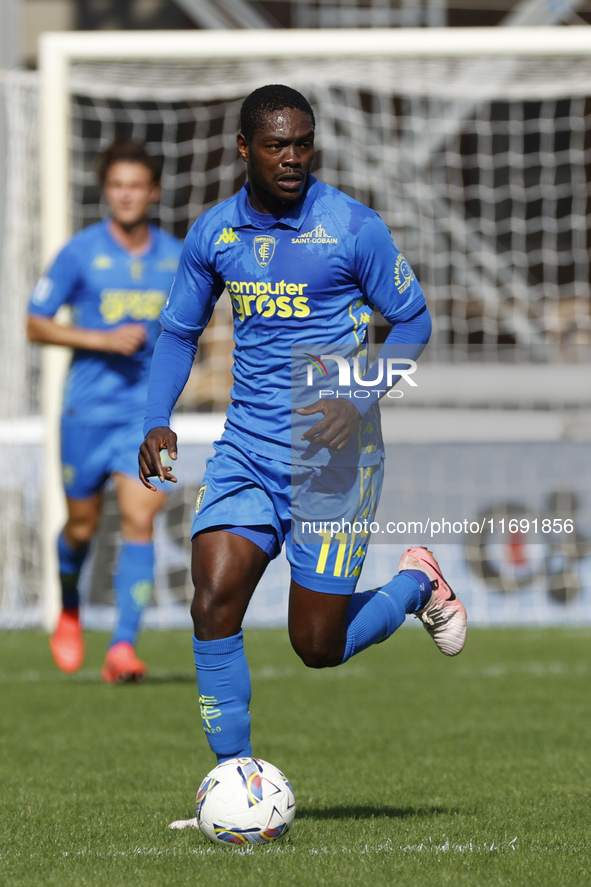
[297,399,361,451]
[139,426,178,491]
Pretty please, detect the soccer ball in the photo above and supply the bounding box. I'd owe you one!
[195,757,296,845]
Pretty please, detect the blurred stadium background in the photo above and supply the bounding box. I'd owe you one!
[1,0,591,632]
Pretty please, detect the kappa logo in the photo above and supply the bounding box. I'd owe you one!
[215,227,241,245]
[254,235,276,268]
[292,224,338,245]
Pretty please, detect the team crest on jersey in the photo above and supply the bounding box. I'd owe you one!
[254,235,276,268]
[130,260,143,281]
[292,224,337,245]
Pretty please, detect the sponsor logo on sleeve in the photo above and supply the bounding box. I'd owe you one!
[30,275,53,305]
[394,253,415,294]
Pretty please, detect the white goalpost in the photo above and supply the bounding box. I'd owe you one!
[3,26,591,632]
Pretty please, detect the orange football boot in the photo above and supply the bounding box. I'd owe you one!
[49,609,85,673]
[101,641,146,683]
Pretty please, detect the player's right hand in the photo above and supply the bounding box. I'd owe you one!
[139,427,178,491]
[104,323,147,355]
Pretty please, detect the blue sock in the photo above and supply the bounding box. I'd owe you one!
[341,570,431,663]
[57,531,89,610]
[110,541,154,648]
[400,570,434,610]
[193,632,252,763]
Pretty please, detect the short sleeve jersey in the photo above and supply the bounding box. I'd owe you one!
[161,176,426,465]
[29,219,182,426]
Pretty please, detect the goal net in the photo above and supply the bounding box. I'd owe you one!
[2,29,591,630]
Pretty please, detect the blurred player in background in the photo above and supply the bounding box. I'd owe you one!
[139,85,467,768]
[27,139,182,682]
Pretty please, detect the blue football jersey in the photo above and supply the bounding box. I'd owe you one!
[29,219,182,425]
[161,176,426,465]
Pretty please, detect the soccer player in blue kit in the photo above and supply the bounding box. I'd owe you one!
[28,140,182,681]
[139,86,467,767]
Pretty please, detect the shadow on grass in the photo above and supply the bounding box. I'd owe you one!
[0,670,198,685]
[297,805,462,821]
[143,671,195,684]
[57,670,196,685]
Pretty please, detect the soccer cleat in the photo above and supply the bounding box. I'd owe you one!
[50,609,85,673]
[101,641,146,683]
[399,546,467,656]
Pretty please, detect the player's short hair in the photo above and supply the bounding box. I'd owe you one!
[239,85,315,143]
[96,139,162,186]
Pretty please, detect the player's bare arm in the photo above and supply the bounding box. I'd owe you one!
[27,314,147,355]
[139,426,178,491]
[297,398,361,451]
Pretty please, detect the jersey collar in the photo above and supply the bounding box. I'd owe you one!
[103,217,158,258]
[231,175,319,232]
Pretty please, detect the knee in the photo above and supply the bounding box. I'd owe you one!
[190,593,211,636]
[290,635,342,669]
[64,517,97,547]
[120,513,154,542]
[190,584,236,640]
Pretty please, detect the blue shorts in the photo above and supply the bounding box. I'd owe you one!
[60,418,149,499]
[192,438,383,595]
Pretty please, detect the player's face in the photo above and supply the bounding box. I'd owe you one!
[102,161,161,229]
[237,108,315,213]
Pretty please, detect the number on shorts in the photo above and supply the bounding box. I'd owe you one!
[315,531,349,576]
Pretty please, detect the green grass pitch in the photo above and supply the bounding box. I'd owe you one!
[1,626,590,886]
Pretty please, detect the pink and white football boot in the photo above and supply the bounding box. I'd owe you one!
[399,547,467,656]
